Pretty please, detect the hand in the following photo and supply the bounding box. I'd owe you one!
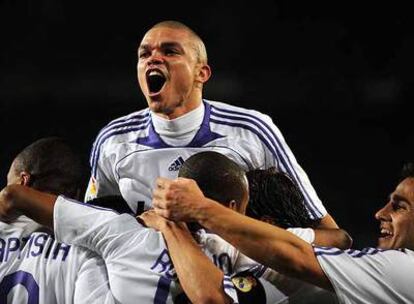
[0,186,21,223]
[152,177,208,222]
[138,209,189,232]
[138,209,169,231]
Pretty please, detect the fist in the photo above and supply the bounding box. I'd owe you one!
[152,177,207,222]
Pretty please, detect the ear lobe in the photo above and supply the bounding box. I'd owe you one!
[20,171,32,186]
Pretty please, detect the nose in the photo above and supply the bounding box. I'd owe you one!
[148,51,164,65]
[375,202,391,221]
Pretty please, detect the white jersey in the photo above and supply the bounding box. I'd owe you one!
[0,216,112,304]
[54,196,239,304]
[86,99,326,219]
[315,246,414,303]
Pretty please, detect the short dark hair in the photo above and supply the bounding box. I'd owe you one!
[401,162,414,180]
[246,168,320,228]
[178,151,247,209]
[150,20,207,64]
[13,137,83,198]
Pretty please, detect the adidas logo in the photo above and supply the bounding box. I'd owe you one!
[168,156,185,171]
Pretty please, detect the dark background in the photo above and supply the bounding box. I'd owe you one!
[1,1,413,248]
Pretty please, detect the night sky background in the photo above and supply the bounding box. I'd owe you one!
[1,1,413,248]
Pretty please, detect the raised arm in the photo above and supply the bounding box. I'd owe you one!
[140,210,235,304]
[313,228,352,249]
[0,185,56,228]
[286,227,352,249]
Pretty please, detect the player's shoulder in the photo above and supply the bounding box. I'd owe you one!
[206,99,272,120]
[315,246,414,264]
[93,108,151,147]
[205,99,281,143]
[100,108,150,135]
[205,99,278,131]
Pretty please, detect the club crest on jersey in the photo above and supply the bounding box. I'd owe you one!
[85,177,98,201]
[232,275,257,292]
[168,156,185,171]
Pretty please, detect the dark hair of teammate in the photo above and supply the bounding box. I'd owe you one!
[246,167,320,228]
[12,137,83,199]
[178,151,248,213]
[401,162,414,180]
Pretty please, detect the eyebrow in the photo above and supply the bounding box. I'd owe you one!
[138,42,184,52]
[391,194,410,205]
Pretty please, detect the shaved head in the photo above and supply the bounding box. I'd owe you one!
[149,20,208,64]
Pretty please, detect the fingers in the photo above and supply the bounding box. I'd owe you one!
[152,177,178,209]
[155,177,171,190]
[152,207,172,220]
[137,210,156,227]
[151,177,202,222]
[152,196,166,210]
[152,178,172,204]
[138,209,169,231]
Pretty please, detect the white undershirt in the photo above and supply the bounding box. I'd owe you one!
[151,103,205,146]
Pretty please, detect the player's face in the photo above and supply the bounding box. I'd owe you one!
[137,26,210,119]
[375,177,414,250]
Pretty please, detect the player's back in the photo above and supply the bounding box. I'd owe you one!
[0,217,110,304]
[54,197,241,303]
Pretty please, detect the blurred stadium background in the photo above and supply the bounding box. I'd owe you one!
[1,1,413,248]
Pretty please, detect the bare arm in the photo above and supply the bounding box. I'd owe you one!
[139,211,233,304]
[314,228,353,249]
[317,214,339,229]
[0,185,56,228]
[313,214,353,249]
[152,177,333,290]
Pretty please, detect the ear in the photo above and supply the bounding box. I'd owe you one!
[19,171,32,186]
[228,200,238,211]
[195,64,211,84]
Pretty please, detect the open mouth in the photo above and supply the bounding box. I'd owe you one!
[146,70,166,94]
[379,228,393,239]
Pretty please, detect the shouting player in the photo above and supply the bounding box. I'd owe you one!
[86,20,338,230]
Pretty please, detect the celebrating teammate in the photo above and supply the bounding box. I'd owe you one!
[0,137,113,303]
[152,163,414,303]
[85,20,338,229]
[1,150,350,303]
[0,152,246,303]
[145,152,351,303]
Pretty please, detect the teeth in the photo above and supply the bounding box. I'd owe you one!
[148,70,163,77]
[380,229,393,236]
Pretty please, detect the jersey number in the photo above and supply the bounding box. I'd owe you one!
[0,271,39,304]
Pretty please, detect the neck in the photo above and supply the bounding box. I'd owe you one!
[154,90,203,120]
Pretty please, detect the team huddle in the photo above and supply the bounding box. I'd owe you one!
[1,20,414,304]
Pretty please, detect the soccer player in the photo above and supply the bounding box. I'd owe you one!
[0,137,112,303]
[85,20,338,229]
[151,163,414,303]
[143,152,350,303]
[244,168,344,303]
[1,151,344,304]
[0,154,246,303]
